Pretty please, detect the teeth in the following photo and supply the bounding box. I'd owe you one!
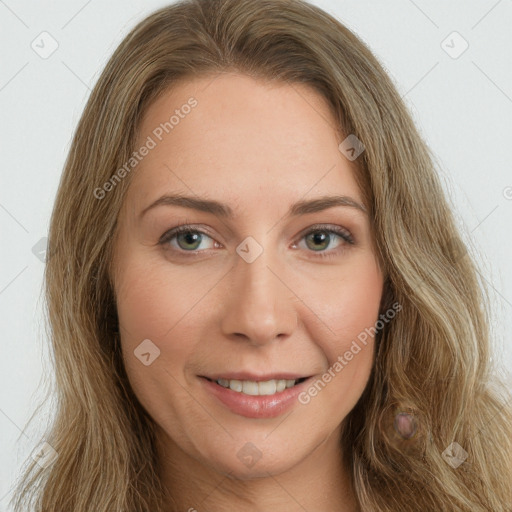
[243,380,260,395]
[276,379,286,392]
[215,378,300,395]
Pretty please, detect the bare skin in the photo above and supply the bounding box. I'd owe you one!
[111,72,384,512]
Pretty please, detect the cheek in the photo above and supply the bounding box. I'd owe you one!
[299,253,384,362]
[115,247,205,339]
[114,258,203,422]
[114,253,202,385]
[295,254,383,409]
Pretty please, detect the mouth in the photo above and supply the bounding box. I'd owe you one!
[201,376,309,396]
[198,374,315,418]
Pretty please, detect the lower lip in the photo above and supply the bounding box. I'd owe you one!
[199,377,313,419]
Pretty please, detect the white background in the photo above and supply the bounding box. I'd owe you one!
[1,0,511,509]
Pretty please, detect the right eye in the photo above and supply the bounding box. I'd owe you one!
[159,225,221,253]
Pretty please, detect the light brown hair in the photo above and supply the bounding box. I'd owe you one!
[11,0,512,510]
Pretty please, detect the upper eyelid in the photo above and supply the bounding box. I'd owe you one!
[298,223,351,237]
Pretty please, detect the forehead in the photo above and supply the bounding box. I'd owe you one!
[127,73,363,213]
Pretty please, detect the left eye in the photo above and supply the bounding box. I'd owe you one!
[159,224,354,256]
[295,227,353,253]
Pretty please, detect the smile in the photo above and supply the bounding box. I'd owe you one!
[199,375,314,418]
[208,377,308,396]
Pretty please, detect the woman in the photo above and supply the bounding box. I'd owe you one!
[11,0,512,510]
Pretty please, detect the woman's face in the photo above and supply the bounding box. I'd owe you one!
[112,73,384,479]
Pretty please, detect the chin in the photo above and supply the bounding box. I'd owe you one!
[196,435,304,480]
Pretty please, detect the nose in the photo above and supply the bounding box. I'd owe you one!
[220,244,298,347]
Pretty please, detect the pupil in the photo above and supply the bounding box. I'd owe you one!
[179,232,200,249]
[308,231,328,251]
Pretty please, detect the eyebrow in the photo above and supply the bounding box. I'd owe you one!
[139,193,367,219]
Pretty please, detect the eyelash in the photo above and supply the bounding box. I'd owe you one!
[158,222,355,260]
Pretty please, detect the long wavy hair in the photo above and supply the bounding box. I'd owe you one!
[11,0,512,510]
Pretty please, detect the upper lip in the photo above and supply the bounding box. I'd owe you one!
[201,372,311,382]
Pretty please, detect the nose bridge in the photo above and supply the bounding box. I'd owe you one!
[221,239,297,344]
